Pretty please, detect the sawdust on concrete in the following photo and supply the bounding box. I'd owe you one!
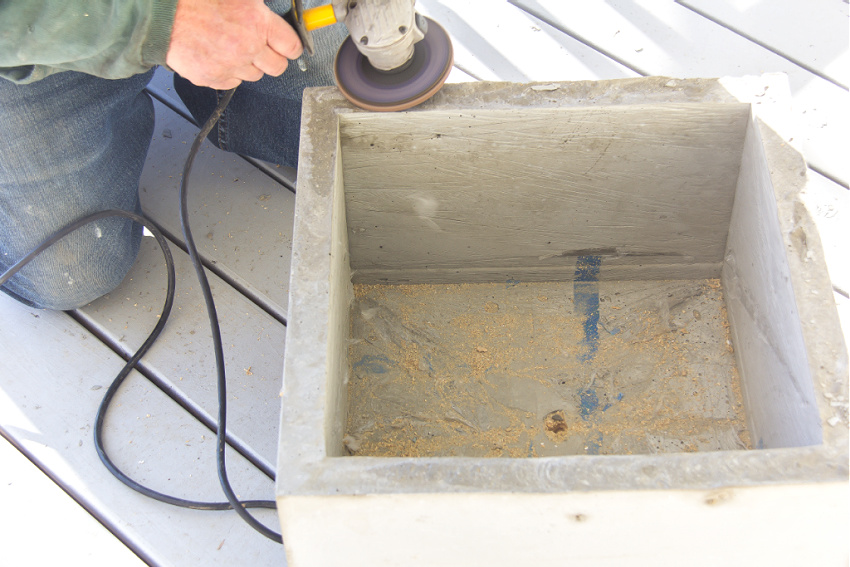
[344,279,751,458]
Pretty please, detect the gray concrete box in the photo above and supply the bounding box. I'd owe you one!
[277,76,848,566]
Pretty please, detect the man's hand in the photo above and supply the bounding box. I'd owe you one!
[166,0,303,90]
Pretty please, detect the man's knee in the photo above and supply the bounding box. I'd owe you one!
[2,216,142,310]
[0,70,154,311]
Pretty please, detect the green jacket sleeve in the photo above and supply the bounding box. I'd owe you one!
[0,0,177,84]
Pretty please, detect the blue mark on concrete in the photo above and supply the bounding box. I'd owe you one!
[574,255,601,362]
[599,321,620,336]
[423,353,434,373]
[603,392,624,411]
[574,255,602,282]
[586,431,603,455]
[353,354,395,374]
[506,278,521,288]
[579,387,599,419]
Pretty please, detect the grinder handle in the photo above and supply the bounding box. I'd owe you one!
[281,0,318,56]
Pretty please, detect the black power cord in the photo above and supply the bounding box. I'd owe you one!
[179,87,283,542]
[0,85,282,543]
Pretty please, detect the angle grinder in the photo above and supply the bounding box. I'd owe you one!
[285,0,453,111]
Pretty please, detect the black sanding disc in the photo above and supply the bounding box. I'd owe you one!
[334,17,453,111]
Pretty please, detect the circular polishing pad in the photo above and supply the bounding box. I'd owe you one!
[334,17,453,111]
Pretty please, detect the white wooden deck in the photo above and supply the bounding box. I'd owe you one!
[1,1,847,564]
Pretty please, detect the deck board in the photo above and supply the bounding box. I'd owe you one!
[141,96,296,318]
[0,296,284,566]
[678,0,849,88]
[418,0,638,81]
[77,237,286,467]
[0,435,147,566]
[511,0,849,186]
[801,170,850,343]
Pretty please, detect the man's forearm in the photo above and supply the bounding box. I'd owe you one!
[0,0,177,84]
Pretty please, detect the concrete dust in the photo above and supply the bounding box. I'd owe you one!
[345,279,751,457]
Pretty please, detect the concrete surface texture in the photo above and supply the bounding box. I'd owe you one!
[277,75,847,566]
[346,279,750,458]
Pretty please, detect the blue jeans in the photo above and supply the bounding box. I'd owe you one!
[0,22,344,310]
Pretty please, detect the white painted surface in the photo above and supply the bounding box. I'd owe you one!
[418,0,638,82]
[680,0,849,87]
[280,484,849,566]
[512,0,849,185]
[0,435,146,566]
[801,171,850,342]
[0,295,285,566]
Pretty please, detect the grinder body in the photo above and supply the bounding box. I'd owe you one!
[297,0,453,110]
[334,0,426,72]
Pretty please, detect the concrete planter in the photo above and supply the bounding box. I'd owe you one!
[277,76,847,566]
